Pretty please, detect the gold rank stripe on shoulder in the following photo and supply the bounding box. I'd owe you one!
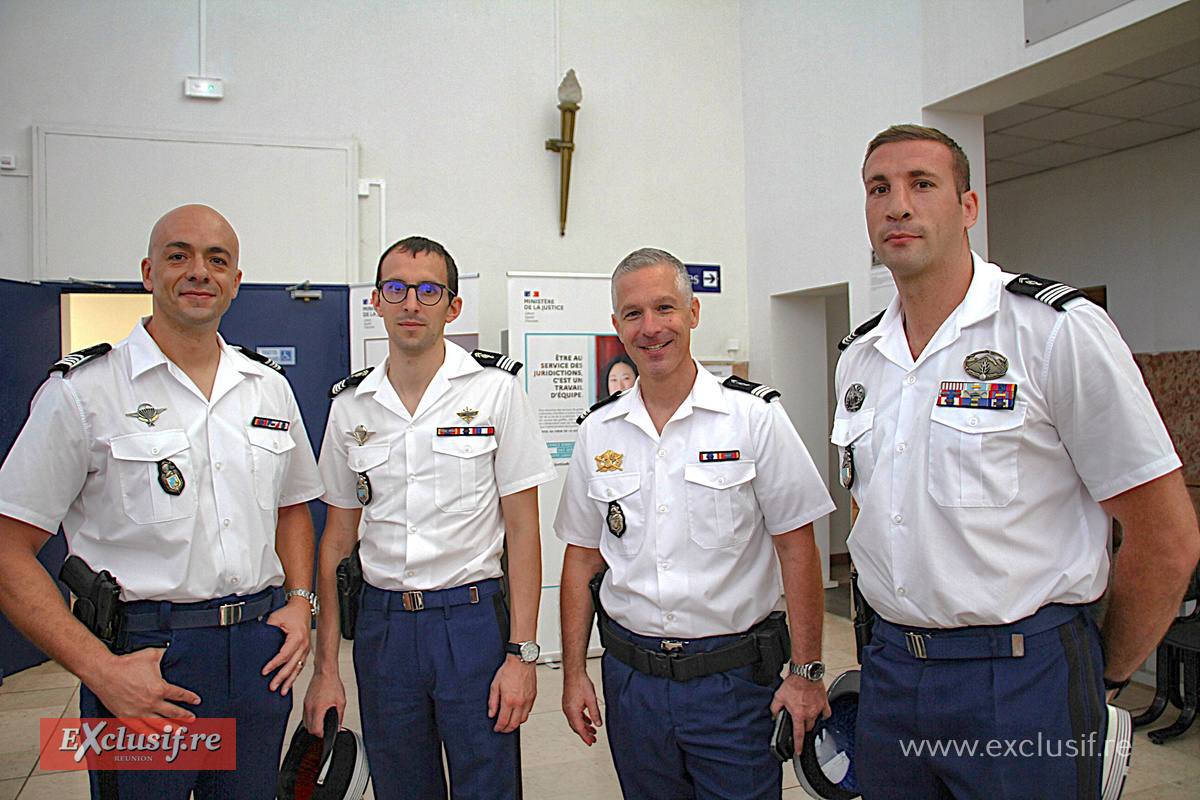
[721,375,780,403]
[1005,273,1089,311]
[49,342,112,375]
[329,367,374,398]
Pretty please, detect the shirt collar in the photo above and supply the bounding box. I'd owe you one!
[602,360,729,436]
[127,317,250,380]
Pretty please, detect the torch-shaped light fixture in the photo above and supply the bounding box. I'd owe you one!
[545,69,581,236]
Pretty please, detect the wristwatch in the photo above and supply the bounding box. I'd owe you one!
[506,641,540,663]
[286,588,320,616]
[788,660,825,681]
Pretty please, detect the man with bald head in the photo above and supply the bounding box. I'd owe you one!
[0,205,323,800]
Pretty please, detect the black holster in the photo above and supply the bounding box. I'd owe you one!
[850,562,876,663]
[336,541,363,640]
[750,611,791,687]
[58,555,126,651]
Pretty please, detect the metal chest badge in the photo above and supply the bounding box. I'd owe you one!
[844,384,866,412]
[127,403,166,427]
[595,450,624,472]
[348,425,375,445]
[964,350,1008,381]
[457,407,479,423]
[157,459,185,495]
[607,501,626,538]
[356,472,372,506]
[839,445,854,490]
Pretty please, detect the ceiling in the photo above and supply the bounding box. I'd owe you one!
[984,38,1200,185]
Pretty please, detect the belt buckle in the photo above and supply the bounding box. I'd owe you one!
[218,601,244,626]
[660,640,685,653]
[469,586,479,604]
[402,591,424,612]
[905,631,929,659]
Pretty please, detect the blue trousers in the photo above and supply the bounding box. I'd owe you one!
[601,621,782,800]
[857,605,1107,800]
[353,579,521,800]
[79,587,291,800]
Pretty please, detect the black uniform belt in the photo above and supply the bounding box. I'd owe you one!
[363,578,502,613]
[123,587,278,632]
[600,617,773,681]
[873,603,1085,660]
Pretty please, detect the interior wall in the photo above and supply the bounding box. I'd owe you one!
[61,293,153,353]
[989,128,1200,354]
[0,0,749,361]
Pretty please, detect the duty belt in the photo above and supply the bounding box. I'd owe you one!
[873,603,1085,660]
[598,616,779,682]
[123,587,277,632]
[363,578,502,614]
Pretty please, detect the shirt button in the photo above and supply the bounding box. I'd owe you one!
[356,459,364,468]
[151,446,160,455]
[214,462,223,470]
[606,489,614,497]
[905,375,916,385]
[969,417,979,426]
[892,514,903,524]
[897,443,907,453]
[660,562,670,570]
[897,587,906,596]
[223,518,231,528]
[406,571,415,578]
[409,525,418,533]
[231,577,239,585]
[407,425,415,432]
[657,450,666,458]
[658,505,668,513]
[716,477,725,484]
[666,613,676,622]
[463,445,472,453]
[408,475,416,483]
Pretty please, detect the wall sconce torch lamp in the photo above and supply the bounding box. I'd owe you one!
[545,69,581,236]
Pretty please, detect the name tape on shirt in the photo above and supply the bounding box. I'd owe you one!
[699,451,740,462]
[251,417,290,431]
[436,427,495,436]
[936,382,1018,410]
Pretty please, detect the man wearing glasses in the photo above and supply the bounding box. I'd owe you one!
[303,237,556,799]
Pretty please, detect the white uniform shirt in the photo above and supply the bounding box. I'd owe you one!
[834,255,1180,629]
[0,320,324,602]
[554,363,836,639]
[318,342,556,592]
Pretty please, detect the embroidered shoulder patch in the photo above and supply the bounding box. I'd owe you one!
[329,367,374,398]
[722,375,780,403]
[471,349,523,375]
[49,343,112,376]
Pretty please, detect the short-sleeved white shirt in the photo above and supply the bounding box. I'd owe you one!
[0,320,324,602]
[554,362,836,639]
[834,254,1180,629]
[318,342,556,592]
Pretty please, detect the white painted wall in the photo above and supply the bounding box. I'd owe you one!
[989,128,1200,354]
[0,0,749,359]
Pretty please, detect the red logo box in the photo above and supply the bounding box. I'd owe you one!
[40,718,236,771]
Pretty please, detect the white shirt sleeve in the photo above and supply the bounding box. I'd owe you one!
[0,378,89,534]
[750,401,837,534]
[1047,302,1181,502]
[553,422,603,548]
[317,399,360,510]
[493,377,557,497]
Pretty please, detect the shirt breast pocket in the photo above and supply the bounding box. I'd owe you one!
[928,405,1026,508]
[109,430,198,525]
[433,436,498,512]
[246,427,297,509]
[831,408,875,491]
[684,461,757,549]
[586,474,643,556]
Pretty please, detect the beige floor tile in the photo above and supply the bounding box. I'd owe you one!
[0,664,77,695]
[1122,779,1199,800]
[0,691,73,716]
[522,757,622,800]
[12,768,87,799]
[0,779,22,800]
[0,749,37,782]
[0,709,67,757]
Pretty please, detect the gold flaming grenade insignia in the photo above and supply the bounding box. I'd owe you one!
[595,450,624,472]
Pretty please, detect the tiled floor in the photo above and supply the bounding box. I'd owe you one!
[2,610,1199,798]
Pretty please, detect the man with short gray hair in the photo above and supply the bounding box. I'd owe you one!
[556,247,836,798]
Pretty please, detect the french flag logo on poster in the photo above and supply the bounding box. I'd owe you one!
[525,291,540,297]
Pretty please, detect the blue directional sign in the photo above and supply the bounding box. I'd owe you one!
[686,264,721,293]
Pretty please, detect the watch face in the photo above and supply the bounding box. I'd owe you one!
[519,641,540,662]
[809,662,825,680]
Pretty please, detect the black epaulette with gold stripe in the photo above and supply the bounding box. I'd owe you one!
[330,367,374,398]
[49,343,111,376]
[1005,274,1089,311]
[838,311,885,351]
